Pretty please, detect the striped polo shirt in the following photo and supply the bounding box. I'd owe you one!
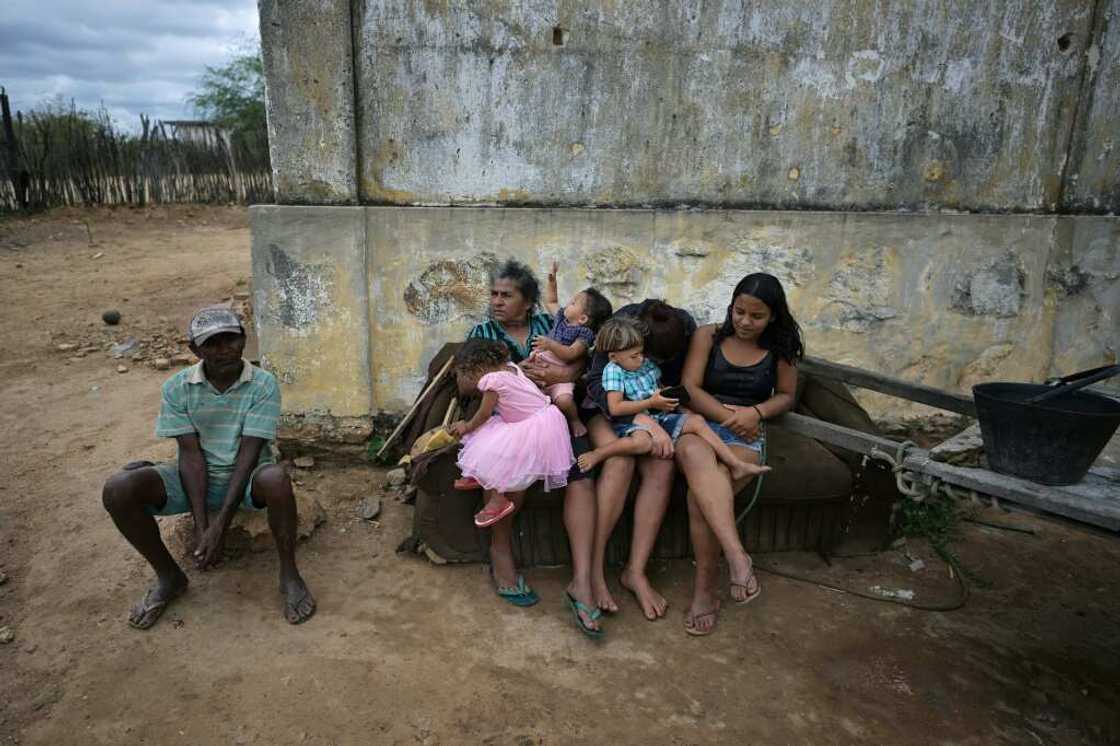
[155,360,278,480]
[467,311,553,363]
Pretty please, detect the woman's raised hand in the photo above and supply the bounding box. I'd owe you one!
[721,404,761,439]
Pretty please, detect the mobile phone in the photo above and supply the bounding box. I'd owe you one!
[660,385,690,407]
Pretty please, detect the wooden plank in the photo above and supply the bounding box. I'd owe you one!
[773,413,907,457]
[902,453,1120,532]
[801,356,976,416]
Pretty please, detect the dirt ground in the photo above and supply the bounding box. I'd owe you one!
[1,206,1118,745]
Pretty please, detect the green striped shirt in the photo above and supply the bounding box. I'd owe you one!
[467,311,553,363]
[156,360,278,479]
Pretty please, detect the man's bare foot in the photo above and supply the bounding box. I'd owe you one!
[128,569,189,630]
[729,459,772,482]
[281,575,316,624]
[576,450,605,473]
[591,575,619,614]
[620,567,668,620]
[568,418,588,438]
[727,552,760,604]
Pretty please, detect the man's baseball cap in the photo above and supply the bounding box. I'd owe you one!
[188,306,245,345]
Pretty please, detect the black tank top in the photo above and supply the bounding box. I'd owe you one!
[702,340,776,406]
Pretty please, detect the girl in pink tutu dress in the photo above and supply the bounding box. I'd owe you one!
[448,339,575,527]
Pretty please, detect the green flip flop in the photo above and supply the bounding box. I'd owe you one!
[565,591,604,639]
[490,567,539,607]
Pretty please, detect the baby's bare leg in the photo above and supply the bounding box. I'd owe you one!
[576,430,652,472]
[681,416,770,481]
[553,393,587,437]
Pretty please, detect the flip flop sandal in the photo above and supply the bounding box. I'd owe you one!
[684,601,721,637]
[474,500,516,528]
[127,585,186,630]
[565,592,604,639]
[490,569,539,607]
[730,573,762,606]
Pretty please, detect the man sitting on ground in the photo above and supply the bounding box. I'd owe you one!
[102,306,315,628]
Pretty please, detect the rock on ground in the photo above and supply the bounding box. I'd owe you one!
[163,487,326,559]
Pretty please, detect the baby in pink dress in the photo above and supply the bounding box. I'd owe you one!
[449,339,575,527]
[528,262,613,437]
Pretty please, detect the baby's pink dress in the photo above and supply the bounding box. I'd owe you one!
[457,363,574,493]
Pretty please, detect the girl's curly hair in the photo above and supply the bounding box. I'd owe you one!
[454,338,511,375]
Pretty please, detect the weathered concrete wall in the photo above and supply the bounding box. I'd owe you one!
[1065,0,1120,213]
[347,0,1116,212]
[259,0,357,204]
[251,206,1118,420]
[251,206,370,417]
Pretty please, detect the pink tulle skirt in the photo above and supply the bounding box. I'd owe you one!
[457,404,574,493]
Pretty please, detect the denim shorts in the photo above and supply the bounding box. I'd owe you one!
[707,421,765,454]
[146,461,270,516]
[611,412,689,442]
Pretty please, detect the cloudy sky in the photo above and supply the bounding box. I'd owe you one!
[1,0,259,129]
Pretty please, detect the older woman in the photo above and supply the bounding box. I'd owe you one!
[678,273,802,635]
[466,259,603,636]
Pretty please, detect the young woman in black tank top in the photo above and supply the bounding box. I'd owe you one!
[676,273,804,636]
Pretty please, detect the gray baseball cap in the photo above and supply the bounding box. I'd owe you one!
[188,306,244,345]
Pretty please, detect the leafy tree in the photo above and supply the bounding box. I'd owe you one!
[187,46,267,142]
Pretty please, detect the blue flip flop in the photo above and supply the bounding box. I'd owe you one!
[490,567,539,607]
[565,591,604,639]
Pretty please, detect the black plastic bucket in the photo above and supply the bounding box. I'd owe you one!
[973,382,1120,485]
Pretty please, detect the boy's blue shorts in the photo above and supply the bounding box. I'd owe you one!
[611,412,689,441]
[707,421,765,454]
[146,461,271,516]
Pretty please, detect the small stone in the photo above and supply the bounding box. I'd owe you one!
[0,627,14,644]
[116,365,129,374]
[91,251,104,259]
[170,353,194,366]
[358,497,381,521]
[385,467,407,487]
[908,559,926,572]
[234,291,251,300]
[0,569,7,585]
[293,456,315,469]
[110,337,139,357]
[57,343,78,352]
[153,357,171,370]
[102,309,121,325]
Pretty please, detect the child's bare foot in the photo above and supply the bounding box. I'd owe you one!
[591,575,619,614]
[576,450,604,473]
[729,459,772,482]
[568,418,588,438]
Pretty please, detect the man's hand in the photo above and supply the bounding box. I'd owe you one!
[648,390,679,412]
[193,521,228,570]
[721,404,761,440]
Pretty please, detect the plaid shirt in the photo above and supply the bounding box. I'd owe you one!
[601,359,661,404]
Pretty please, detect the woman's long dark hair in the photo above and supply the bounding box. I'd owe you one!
[715,273,804,363]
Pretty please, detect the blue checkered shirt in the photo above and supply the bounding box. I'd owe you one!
[601,359,661,404]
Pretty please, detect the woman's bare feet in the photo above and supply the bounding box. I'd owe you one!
[566,581,601,633]
[727,551,761,604]
[576,449,606,474]
[621,567,668,620]
[591,574,619,614]
[729,459,772,483]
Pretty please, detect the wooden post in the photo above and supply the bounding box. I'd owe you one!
[1,88,28,209]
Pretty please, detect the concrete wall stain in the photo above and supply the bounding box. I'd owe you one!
[266,244,336,330]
